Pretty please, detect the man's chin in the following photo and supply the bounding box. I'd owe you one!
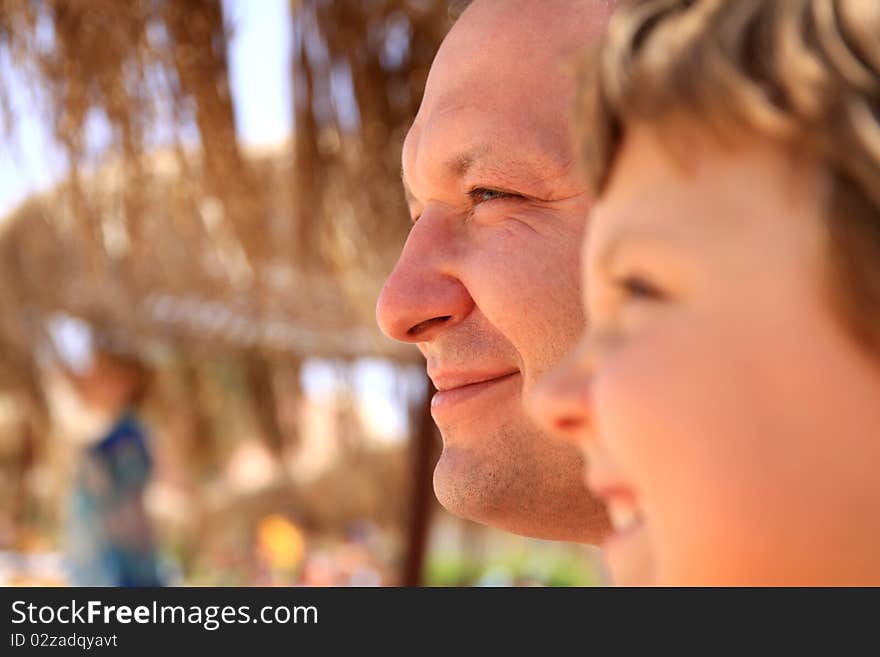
[432,446,504,526]
[432,444,610,544]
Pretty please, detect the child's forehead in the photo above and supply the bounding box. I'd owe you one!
[584,121,831,274]
[605,119,827,216]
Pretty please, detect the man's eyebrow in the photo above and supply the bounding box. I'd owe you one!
[401,148,560,203]
[401,151,478,202]
[400,168,417,205]
[453,148,568,200]
[450,152,476,178]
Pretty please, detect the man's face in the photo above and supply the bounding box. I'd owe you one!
[376,0,611,541]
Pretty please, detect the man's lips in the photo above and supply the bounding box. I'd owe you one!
[429,369,520,392]
[428,370,520,417]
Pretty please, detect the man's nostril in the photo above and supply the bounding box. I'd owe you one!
[407,315,452,337]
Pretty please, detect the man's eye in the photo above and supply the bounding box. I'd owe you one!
[468,187,516,203]
[616,274,666,301]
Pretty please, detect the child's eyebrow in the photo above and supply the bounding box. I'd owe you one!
[592,228,690,276]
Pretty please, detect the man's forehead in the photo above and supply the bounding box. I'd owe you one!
[446,0,612,60]
[405,109,568,166]
[402,104,574,197]
[400,0,614,198]
[418,1,604,120]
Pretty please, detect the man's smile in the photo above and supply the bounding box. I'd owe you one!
[429,369,521,420]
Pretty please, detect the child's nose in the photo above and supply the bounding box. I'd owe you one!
[529,353,594,446]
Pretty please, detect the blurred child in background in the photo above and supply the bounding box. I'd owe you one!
[64,349,163,586]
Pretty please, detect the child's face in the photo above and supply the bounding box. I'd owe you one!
[531,121,880,585]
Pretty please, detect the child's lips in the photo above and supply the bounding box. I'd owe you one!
[607,498,644,536]
[589,482,652,584]
[589,482,644,540]
[594,488,644,541]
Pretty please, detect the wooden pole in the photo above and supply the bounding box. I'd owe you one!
[401,372,439,586]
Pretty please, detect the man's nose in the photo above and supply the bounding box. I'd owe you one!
[376,211,474,343]
[528,350,594,446]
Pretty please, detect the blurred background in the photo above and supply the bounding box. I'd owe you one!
[0,0,604,586]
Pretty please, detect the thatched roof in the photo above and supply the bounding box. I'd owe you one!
[0,0,456,371]
[0,143,417,363]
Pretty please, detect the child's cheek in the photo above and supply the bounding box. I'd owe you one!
[591,317,756,582]
[592,328,699,511]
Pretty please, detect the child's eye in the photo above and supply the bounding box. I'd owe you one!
[616,274,666,301]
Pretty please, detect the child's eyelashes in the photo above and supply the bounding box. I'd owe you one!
[615,274,667,301]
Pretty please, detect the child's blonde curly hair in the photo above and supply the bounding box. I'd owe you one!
[579,0,880,353]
